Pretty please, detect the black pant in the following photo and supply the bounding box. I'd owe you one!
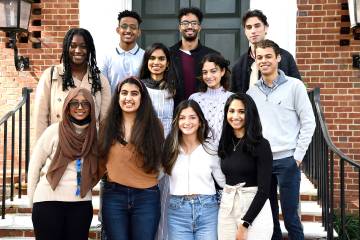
[32,201,93,240]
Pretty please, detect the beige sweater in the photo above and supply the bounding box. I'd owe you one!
[27,123,92,207]
[33,64,111,142]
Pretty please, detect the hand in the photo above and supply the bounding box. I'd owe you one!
[236,224,248,240]
[296,160,301,167]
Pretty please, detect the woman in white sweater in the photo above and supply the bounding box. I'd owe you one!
[28,88,99,240]
[189,53,233,148]
[162,100,225,240]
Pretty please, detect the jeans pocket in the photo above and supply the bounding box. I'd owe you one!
[203,195,218,208]
[168,197,182,210]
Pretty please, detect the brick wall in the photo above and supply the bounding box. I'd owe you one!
[297,0,360,160]
[0,0,80,176]
[297,0,360,211]
[0,0,80,117]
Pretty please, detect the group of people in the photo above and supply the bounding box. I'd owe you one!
[28,6,316,240]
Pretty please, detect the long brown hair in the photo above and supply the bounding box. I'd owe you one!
[162,100,211,174]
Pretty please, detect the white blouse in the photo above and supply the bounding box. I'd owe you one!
[169,144,225,195]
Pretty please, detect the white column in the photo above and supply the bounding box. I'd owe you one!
[79,0,132,63]
[250,0,297,58]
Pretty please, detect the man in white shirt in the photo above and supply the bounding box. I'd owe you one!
[247,39,315,240]
[101,10,145,94]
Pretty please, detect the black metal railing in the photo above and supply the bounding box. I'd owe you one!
[304,87,360,240]
[0,87,32,219]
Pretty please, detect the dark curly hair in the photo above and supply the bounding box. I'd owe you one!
[118,10,142,25]
[242,9,269,28]
[198,53,231,92]
[178,7,203,23]
[60,28,102,95]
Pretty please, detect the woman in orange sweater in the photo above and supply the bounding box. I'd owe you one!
[98,77,164,240]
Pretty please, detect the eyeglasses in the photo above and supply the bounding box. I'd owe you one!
[180,21,199,27]
[69,100,91,110]
[119,23,139,31]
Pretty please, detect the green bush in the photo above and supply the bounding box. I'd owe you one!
[334,213,360,240]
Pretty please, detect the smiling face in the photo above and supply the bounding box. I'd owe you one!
[178,107,200,137]
[148,49,168,80]
[244,16,268,45]
[227,99,246,138]
[118,83,141,114]
[69,34,88,66]
[255,47,281,77]
[179,13,201,41]
[69,92,91,121]
[201,61,225,89]
[117,16,141,46]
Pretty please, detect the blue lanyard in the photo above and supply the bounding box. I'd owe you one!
[75,158,81,196]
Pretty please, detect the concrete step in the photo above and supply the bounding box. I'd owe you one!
[279,200,322,222]
[0,213,101,239]
[299,172,317,201]
[280,220,338,239]
[3,195,100,215]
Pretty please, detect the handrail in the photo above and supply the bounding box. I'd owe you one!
[313,88,360,169]
[0,88,29,125]
[0,87,32,219]
[304,87,360,240]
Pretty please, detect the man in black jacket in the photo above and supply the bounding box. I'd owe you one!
[231,9,301,93]
[170,7,218,106]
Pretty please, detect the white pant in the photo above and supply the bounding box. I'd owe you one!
[218,183,273,240]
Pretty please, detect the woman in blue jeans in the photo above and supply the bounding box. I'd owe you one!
[162,100,225,240]
[98,77,165,240]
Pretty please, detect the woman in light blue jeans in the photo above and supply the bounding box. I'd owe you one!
[162,100,225,240]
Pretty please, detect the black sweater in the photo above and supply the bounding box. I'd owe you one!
[231,47,301,93]
[169,40,218,107]
[220,137,273,224]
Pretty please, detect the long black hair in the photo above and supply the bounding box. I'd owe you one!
[218,93,263,159]
[139,42,176,97]
[162,100,210,175]
[98,77,164,173]
[60,28,102,95]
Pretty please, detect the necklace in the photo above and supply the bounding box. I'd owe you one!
[232,138,243,151]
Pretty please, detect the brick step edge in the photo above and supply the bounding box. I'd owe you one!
[0,229,101,240]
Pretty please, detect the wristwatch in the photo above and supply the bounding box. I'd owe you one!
[242,220,250,228]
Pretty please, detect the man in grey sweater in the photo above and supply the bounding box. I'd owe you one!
[247,39,316,240]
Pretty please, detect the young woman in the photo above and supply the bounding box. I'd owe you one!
[140,42,176,136]
[28,88,99,240]
[33,27,111,142]
[139,42,176,240]
[162,100,225,240]
[98,77,164,240]
[189,53,232,147]
[217,93,273,240]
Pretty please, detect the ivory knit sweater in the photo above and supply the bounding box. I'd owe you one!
[27,123,92,207]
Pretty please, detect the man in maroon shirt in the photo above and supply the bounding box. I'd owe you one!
[170,7,218,106]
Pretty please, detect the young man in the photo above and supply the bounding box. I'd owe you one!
[170,7,218,106]
[101,10,145,94]
[247,39,316,240]
[232,9,301,93]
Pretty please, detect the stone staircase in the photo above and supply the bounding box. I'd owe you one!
[0,173,336,240]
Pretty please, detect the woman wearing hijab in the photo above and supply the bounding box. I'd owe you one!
[28,88,99,240]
